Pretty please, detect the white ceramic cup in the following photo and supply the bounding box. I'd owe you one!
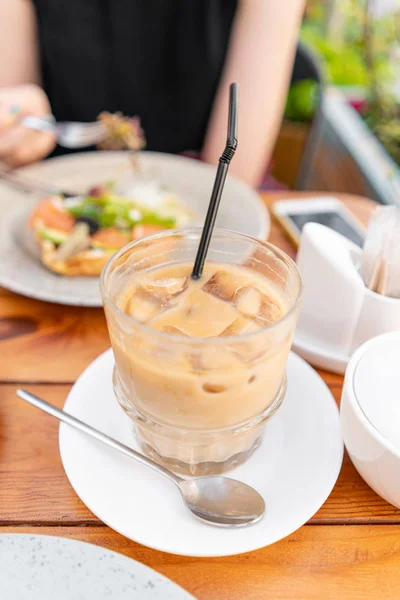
[341,331,400,508]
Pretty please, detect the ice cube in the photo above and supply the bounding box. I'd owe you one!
[161,325,189,336]
[219,316,259,336]
[233,338,269,364]
[137,275,188,298]
[189,348,241,371]
[126,289,168,323]
[202,270,240,302]
[234,287,263,318]
[256,295,283,326]
[181,287,238,337]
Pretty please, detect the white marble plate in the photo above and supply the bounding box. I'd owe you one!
[59,350,343,557]
[0,151,269,306]
[0,534,195,599]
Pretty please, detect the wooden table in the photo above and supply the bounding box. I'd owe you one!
[2,191,400,600]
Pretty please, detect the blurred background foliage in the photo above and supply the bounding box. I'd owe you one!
[285,0,400,165]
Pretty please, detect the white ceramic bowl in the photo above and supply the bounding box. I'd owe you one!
[341,331,400,508]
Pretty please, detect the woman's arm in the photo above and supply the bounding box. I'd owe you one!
[202,0,305,187]
[0,0,41,86]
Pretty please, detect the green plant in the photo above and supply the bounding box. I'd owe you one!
[298,0,400,167]
[301,24,369,86]
[284,79,319,122]
[372,118,400,165]
[301,0,398,90]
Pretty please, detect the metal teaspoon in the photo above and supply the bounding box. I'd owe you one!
[17,389,265,528]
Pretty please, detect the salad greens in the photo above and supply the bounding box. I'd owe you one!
[38,228,68,245]
[64,192,178,230]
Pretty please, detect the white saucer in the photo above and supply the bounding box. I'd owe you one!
[293,332,349,375]
[0,534,194,599]
[59,350,343,557]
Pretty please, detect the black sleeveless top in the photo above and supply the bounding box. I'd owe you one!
[32,0,237,154]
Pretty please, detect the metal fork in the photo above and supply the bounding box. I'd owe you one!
[20,115,107,149]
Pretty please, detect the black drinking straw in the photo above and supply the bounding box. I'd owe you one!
[191,82,238,280]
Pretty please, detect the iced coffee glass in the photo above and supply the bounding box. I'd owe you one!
[101,228,302,476]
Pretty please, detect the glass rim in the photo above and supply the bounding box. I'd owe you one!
[100,226,303,345]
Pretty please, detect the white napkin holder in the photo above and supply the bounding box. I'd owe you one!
[296,223,400,357]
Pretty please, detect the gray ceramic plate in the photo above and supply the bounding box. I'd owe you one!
[0,151,269,306]
[0,534,195,599]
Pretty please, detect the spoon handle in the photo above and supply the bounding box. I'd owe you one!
[17,389,182,485]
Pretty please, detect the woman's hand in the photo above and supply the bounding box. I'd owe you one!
[0,84,56,167]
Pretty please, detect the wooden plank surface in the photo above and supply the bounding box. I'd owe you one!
[2,189,394,600]
[1,383,397,525]
[2,525,400,600]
